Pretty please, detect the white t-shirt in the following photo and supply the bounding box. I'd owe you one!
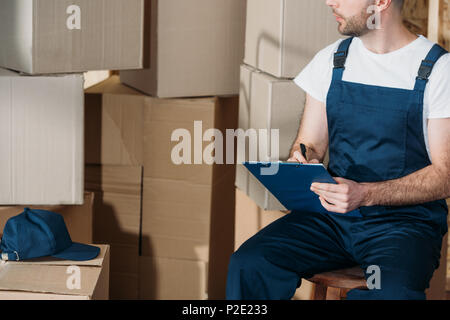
[294,35,450,160]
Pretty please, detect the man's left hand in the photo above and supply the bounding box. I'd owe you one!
[310,177,369,214]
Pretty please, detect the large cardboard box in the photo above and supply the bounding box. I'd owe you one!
[0,68,84,205]
[0,192,94,244]
[0,0,144,74]
[139,256,208,300]
[244,0,341,78]
[236,64,305,211]
[85,76,146,166]
[120,0,246,98]
[0,245,110,300]
[85,165,142,300]
[141,96,238,299]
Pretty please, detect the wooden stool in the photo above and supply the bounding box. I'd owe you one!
[307,267,368,300]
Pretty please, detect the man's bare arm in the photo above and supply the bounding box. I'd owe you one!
[310,118,450,213]
[289,93,329,162]
[363,118,450,206]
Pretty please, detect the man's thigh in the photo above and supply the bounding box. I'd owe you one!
[236,210,357,278]
[350,219,444,299]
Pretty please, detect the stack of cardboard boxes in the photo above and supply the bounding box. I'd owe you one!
[236,0,341,211]
[0,0,145,204]
[83,0,246,299]
[0,0,147,298]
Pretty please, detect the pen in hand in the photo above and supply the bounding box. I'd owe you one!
[300,143,307,161]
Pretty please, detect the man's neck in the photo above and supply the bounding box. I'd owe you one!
[359,17,418,54]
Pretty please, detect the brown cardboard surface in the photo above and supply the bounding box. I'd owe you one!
[0,68,84,205]
[139,256,207,300]
[141,97,238,261]
[141,177,211,261]
[141,96,238,299]
[144,97,216,183]
[237,64,305,210]
[0,245,109,300]
[0,0,144,74]
[244,0,342,78]
[85,76,146,166]
[85,165,142,246]
[85,165,142,300]
[109,272,139,300]
[104,244,139,299]
[120,0,246,98]
[0,192,94,244]
[84,71,111,90]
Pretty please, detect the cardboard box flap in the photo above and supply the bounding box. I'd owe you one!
[0,263,100,297]
[85,76,142,96]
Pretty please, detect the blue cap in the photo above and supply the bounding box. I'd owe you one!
[0,208,99,261]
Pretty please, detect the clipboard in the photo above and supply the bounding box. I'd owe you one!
[244,162,362,217]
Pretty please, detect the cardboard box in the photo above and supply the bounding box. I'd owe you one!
[85,165,142,300]
[0,192,94,244]
[109,244,140,300]
[0,245,110,300]
[0,68,84,205]
[142,96,238,299]
[120,0,246,98]
[139,256,208,300]
[0,0,144,74]
[236,64,305,210]
[244,0,342,78]
[85,76,146,166]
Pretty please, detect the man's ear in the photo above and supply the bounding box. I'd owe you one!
[374,0,395,13]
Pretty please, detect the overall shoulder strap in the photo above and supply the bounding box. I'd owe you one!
[332,37,354,82]
[414,44,448,91]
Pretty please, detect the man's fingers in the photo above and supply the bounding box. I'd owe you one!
[312,188,349,202]
[311,182,345,193]
[288,151,320,164]
[319,196,346,214]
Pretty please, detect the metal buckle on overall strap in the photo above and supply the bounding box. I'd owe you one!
[417,59,434,81]
[333,51,347,69]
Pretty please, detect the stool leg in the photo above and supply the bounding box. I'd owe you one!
[312,284,327,300]
[340,288,351,300]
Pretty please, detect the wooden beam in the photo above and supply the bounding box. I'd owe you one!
[428,0,441,42]
[441,0,450,49]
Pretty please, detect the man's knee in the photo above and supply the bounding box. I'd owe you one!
[228,243,267,273]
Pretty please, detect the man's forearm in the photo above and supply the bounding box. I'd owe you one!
[362,165,450,206]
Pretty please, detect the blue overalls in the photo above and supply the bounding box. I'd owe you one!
[226,37,449,300]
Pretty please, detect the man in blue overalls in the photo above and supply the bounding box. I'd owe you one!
[226,0,450,300]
